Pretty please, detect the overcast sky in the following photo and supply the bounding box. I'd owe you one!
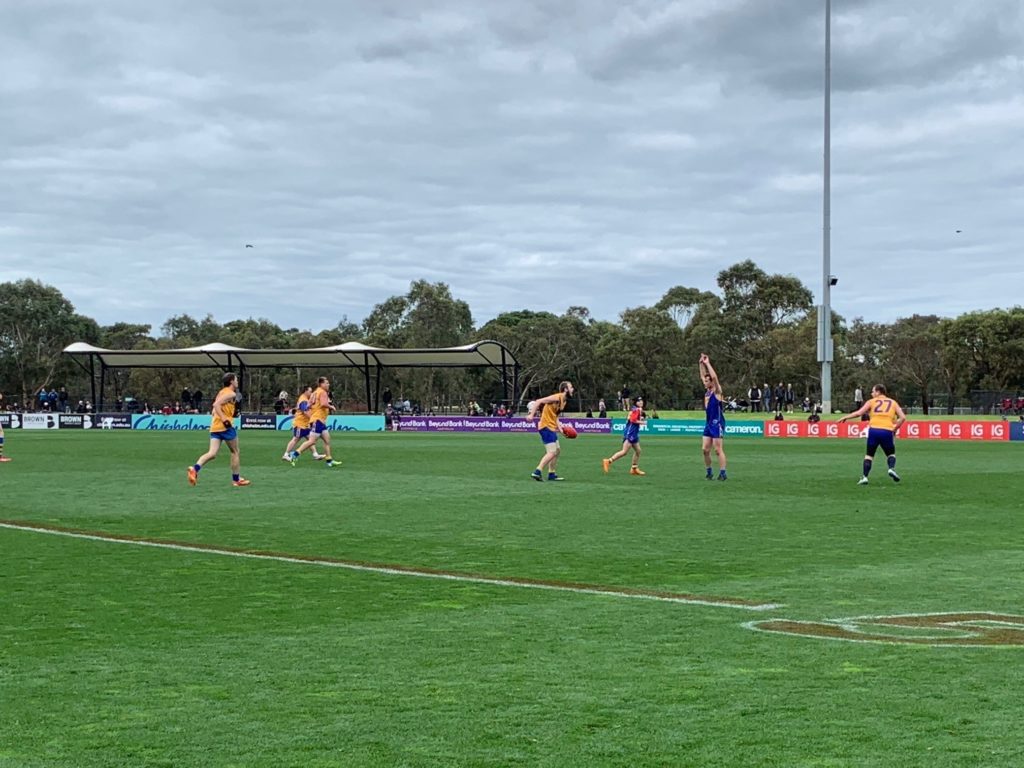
[2,0,1022,336]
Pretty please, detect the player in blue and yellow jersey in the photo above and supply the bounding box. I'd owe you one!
[0,422,10,463]
[281,384,323,462]
[187,372,250,487]
[527,380,574,481]
[838,384,906,485]
[700,353,727,480]
[293,376,337,467]
[603,395,646,475]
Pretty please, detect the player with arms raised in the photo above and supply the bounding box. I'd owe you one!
[838,384,906,485]
[700,353,727,481]
[527,381,574,482]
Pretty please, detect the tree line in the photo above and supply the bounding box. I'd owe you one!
[1,263,1021,414]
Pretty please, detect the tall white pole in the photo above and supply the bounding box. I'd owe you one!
[820,0,833,413]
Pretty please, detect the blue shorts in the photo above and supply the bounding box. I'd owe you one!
[292,426,310,438]
[866,428,895,457]
[312,420,328,435]
[211,427,237,441]
[703,424,723,439]
[539,427,559,445]
[623,427,640,445]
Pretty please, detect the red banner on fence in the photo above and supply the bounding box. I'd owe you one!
[764,420,1010,441]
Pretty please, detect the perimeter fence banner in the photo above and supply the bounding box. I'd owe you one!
[611,419,763,438]
[4,413,1019,440]
[766,420,1011,441]
[57,414,94,429]
[275,414,385,432]
[94,413,133,429]
[240,413,277,430]
[394,416,609,434]
[0,413,22,429]
[132,414,212,430]
[22,413,60,430]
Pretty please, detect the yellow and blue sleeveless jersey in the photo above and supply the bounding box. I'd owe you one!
[211,386,236,433]
[867,397,900,431]
[309,387,329,423]
[293,393,312,429]
[538,393,566,432]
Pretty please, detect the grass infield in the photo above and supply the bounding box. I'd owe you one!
[1,430,1023,767]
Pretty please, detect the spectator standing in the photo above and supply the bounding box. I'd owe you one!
[58,386,69,413]
[382,387,393,407]
[785,384,795,413]
[181,386,192,411]
[621,385,631,410]
[854,386,864,411]
[37,388,48,412]
[773,382,785,416]
[192,388,203,412]
[47,388,59,413]
[115,396,124,412]
[747,384,761,413]
[762,382,772,413]
[598,398,607,418]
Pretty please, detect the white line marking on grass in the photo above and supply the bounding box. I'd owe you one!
[0,520,782,612]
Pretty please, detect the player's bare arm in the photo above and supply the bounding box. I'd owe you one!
[212,392,234,425]
[527,393,560,420]
[701,354,723,395]
[837,402,871,423]
[893,404,907,431]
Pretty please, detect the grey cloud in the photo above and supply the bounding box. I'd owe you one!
[0,0,1021,332]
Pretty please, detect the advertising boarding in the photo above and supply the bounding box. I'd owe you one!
[395,416,609,434]
[276,414,385,432]
[132,413,213,430]
[611,419,764,437]
[22,413,60,430]
[765,420,1010,441]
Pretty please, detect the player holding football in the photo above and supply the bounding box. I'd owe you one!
[700,353,727,480]
[603,394,646,475]
[282,384,324,462]
[837,384,906,485]
[293,376,337,467]
[527,380,574,481]
[187,372,250,487]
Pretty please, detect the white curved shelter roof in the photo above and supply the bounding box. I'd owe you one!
[63,340,516,370]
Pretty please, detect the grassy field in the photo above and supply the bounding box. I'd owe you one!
[2,430,1023,767]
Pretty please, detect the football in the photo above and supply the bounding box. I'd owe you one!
[561,425,578,439]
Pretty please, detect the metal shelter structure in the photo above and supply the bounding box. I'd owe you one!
[63,340,520,413]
